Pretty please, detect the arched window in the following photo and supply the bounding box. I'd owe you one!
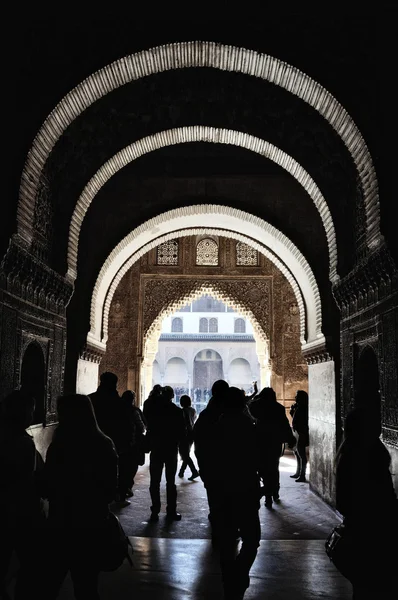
[199,318,209,332]
[157,239,179,265]
[171,317,183,332]
[209,318,218,333]
[236,241,258,266]
[196,238,219,265]
[234,318,246,333]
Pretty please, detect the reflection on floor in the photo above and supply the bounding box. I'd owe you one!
[54,454,352,598]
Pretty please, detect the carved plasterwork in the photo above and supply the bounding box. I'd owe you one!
[142,278,271,346]
[19,42,379,258]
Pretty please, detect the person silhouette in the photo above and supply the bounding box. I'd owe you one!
[41,394,118,600]
[90,372,131,505]
[143,386,186,522]
[335,404,397,598]
[193,379,230,544]
[178,394,199,480]
[291,390,309,482]
[212,386,261,600]
[0,390,45,600]
[249,387,296,507]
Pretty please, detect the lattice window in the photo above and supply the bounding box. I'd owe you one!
[171,317,183,332]
[199,318,209,333]
[157,240,179,265]
[236,241,258,266]
[234,318,246,333]
[209,318,218,333]
[196,238,219,265]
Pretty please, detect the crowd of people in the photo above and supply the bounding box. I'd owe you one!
[1,373,397,600]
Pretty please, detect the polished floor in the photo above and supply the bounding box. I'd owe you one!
[53,454,353,599]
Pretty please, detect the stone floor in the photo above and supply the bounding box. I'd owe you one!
[54,453,352,598]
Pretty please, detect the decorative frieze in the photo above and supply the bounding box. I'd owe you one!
[0,238,73,315]
[332,244,398,318]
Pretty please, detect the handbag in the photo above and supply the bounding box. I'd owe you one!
[95,512,133,572]
[325,522,354,581]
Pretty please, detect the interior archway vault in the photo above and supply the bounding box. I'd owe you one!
[87,205,325,355]
[141,282,271,402]
[66,126,338,284]
[18,41,381,253]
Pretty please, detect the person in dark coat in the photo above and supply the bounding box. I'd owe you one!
[193,379,230,544]
[143,385,186,521]
[335,405,398,598]
[291,390,309,482]
[249,387,296,508]
[178,394,199,480]
[41,394,118,600]
[212,386,261,600]
[89,371,130,505]
[0,390,45,600]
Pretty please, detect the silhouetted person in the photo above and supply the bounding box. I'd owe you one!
[41,394,118,600]
[193,379,230,544]
[178,394,199,480]
[213,386,261,600]
[0,390,45,600]
[121,390,146,498]
[291,390,309,482]
[89,372,130,504]
[143,385,186,521]
[289,398,301,478]
[335,405,397,598]
[249,387,296,508]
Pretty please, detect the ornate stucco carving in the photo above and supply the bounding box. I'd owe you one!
[18,42,380,256]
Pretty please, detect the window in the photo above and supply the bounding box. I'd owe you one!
[206,350,213,359]
[171,317,183,332]
[236,241,258,266]
[196,238,219,265]
[157,240,179,265]
[209,318,218,333]
[234,318,246,333]
[199,318,208,333]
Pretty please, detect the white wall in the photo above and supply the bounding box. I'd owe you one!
[76,358,99,395]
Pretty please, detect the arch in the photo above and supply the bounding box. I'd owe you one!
[355,345,381,415]
[20,342,46,425]
[171,317,183,332]
[199,317,208,333]
[209,317,218,333]
[234,318,246,333]
[152,359,161,387]
[228,357,253,389]
[66,127,338,283]
[87,206,324,351]
[196,237,219,266]
[164,357,188,386]
[19,42,380,253]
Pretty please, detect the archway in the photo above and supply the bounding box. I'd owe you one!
[20,342,46,425]
[88,206,324,351]
[228,358,254,391]
[18,41,380,253]
[355,345,381,416]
